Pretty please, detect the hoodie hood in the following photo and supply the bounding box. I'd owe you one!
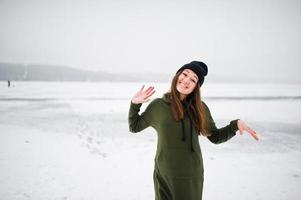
[162,93,171,104]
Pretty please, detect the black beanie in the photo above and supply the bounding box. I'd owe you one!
[176,61,208,86]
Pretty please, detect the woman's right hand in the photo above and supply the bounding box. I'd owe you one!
[131,85,156,104]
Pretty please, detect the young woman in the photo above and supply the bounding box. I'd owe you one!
[128,61,258,200]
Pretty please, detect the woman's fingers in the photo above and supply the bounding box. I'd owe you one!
[143,89,156,102]
[145,87,155,96]
[145,86,154,95]
[147,89,156,98]
[134,85,155,103]
[142,86,155,97]
[245,125,259,141]
[138,85,145,93]
[248,129,259,141]
[237,120,259,141]
[243,126,259,141]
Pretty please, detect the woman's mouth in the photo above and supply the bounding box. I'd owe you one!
[179,82,188,89]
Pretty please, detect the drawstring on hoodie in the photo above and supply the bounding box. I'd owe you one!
[181,119,186,141]
[187,114,195,152]
[181,102,195,152]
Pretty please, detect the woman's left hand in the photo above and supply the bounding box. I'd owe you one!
[237,120,259,141]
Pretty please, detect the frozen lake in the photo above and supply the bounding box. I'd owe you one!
[0,81,301,200]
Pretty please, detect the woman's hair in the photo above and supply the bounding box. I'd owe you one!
[165,70,209,136]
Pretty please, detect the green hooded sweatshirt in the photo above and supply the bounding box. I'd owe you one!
[128,94,239,200]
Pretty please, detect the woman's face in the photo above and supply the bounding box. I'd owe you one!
[176,69,198,100]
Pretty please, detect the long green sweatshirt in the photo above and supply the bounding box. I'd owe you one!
[128,95,239,200]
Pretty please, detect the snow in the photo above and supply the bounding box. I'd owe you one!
[0,81,301,200]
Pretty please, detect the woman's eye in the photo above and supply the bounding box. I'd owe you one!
[191,79,196,83]
[182,73,187,76]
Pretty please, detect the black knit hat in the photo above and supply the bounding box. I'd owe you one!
[176,61,208,86]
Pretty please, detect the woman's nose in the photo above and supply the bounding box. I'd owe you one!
[182,78,190,85]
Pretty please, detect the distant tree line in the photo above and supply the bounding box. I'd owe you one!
[0,63,169,82]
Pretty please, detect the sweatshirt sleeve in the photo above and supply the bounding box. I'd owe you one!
[128,99,157,133]
[203,101,239,144]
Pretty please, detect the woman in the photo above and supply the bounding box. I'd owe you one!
[128,61,258,200]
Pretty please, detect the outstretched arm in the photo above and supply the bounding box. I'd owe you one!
[128,85,156,133]
[204,102,258,144]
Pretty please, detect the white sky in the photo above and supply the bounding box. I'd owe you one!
[0,0,300,82]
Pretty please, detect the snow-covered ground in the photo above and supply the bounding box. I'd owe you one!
[0,81,301,200]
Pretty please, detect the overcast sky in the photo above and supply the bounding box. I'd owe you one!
[0,0,300,83]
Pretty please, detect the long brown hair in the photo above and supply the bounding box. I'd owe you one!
[165,71,209,136]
